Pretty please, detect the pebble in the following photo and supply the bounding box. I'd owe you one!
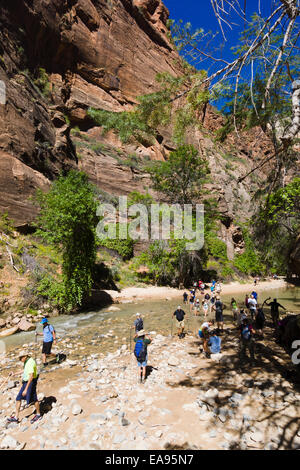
[72,404,82,416]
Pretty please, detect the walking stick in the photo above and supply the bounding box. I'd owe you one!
[0,372,13,393]
[171,317,173,337]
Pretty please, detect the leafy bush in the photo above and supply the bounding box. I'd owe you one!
[206,234,228,261]
[35,171,98,311]
[98,223,134,261]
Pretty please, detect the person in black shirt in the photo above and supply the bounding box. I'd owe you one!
[173,306,186,339]
[264,297,286,325]
[213,296,224,332]
[183,292,188,305]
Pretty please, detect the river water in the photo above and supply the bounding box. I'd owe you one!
[2,285,300,356]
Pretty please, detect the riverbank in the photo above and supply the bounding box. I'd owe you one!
[105,279,288,303]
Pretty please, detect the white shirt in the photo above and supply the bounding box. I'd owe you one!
[248,298,257,310]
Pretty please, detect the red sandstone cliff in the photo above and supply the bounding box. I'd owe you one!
[0,0,298,272]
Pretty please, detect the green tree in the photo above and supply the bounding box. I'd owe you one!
[147,144,209,205]
[35,171,98,311]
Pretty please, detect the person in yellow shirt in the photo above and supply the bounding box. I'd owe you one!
[7,351,41,424]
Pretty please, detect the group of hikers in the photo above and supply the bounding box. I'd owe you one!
[7,317,57,424]
[6,282,289,423]
[184,280,222,316]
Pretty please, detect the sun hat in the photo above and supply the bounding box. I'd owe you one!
[40,318,48,324]
[137,329,146,337]
[177,306,181,309]
[136,313,141,317]
[18,350,29,359]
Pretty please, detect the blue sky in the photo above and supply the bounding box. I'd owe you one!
[163,0,268,65]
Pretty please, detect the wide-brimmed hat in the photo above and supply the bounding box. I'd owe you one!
[18,350,29,359]
[136,313,141,317]
[137,329,146,337]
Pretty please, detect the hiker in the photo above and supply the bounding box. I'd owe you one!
[210,294,216,314]
[255,306,265,336]
[195,298,201,314]
[216,282,222,294]
[7,351,41,424]
[133,313,144,333]
[208,330,222,355]
[202,299,209,317]
[247,294,257,321]
[183,291,188,305]
[245,294,249,309]
[173,306,186,338]
[204,292,210,302]
[213,296,224,332]
[231,298,238,321]
[237,308,247,327]
[133,330,152,384]
[36,318,56,367]
[198,321,214,357]
[264,297,286,326]
[251,290,258,301]
[189,293,195,312]
[239,318,256,364]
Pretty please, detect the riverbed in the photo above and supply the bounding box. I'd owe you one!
[2,284,299,358]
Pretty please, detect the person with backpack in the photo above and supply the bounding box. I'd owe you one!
[133,330,152,384]
[7,350,41,424]
[36,318,56,367]
[213,296,224,332]
[173,306,186,338]
[239,318,256,364]
[133,313,144,333]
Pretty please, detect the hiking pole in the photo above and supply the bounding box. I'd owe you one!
[0,372,13,393]
[171,317,173,337]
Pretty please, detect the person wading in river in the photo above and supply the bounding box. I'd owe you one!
[133,313,144,333]
[7,351,41,424]
[264,297,287,326]
[36,318,57,367]
[134,330,152,384]
[173,306,186,339]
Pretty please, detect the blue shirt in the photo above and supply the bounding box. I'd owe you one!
[43,324,54,343]
[208,336,221,354]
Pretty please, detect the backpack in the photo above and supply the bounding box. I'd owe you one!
[241,325,251,340]
[135,318,143,331]
[134,339,147,362]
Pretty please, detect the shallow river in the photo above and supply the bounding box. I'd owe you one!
[2,285,300,357]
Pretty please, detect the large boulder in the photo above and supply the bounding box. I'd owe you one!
[17,318,36,332]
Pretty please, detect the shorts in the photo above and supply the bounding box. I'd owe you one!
[42,341,53,355]
[137,355,148,367]
[16,379,38,405]
[176,320,185,328]
[216,311,223,323]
